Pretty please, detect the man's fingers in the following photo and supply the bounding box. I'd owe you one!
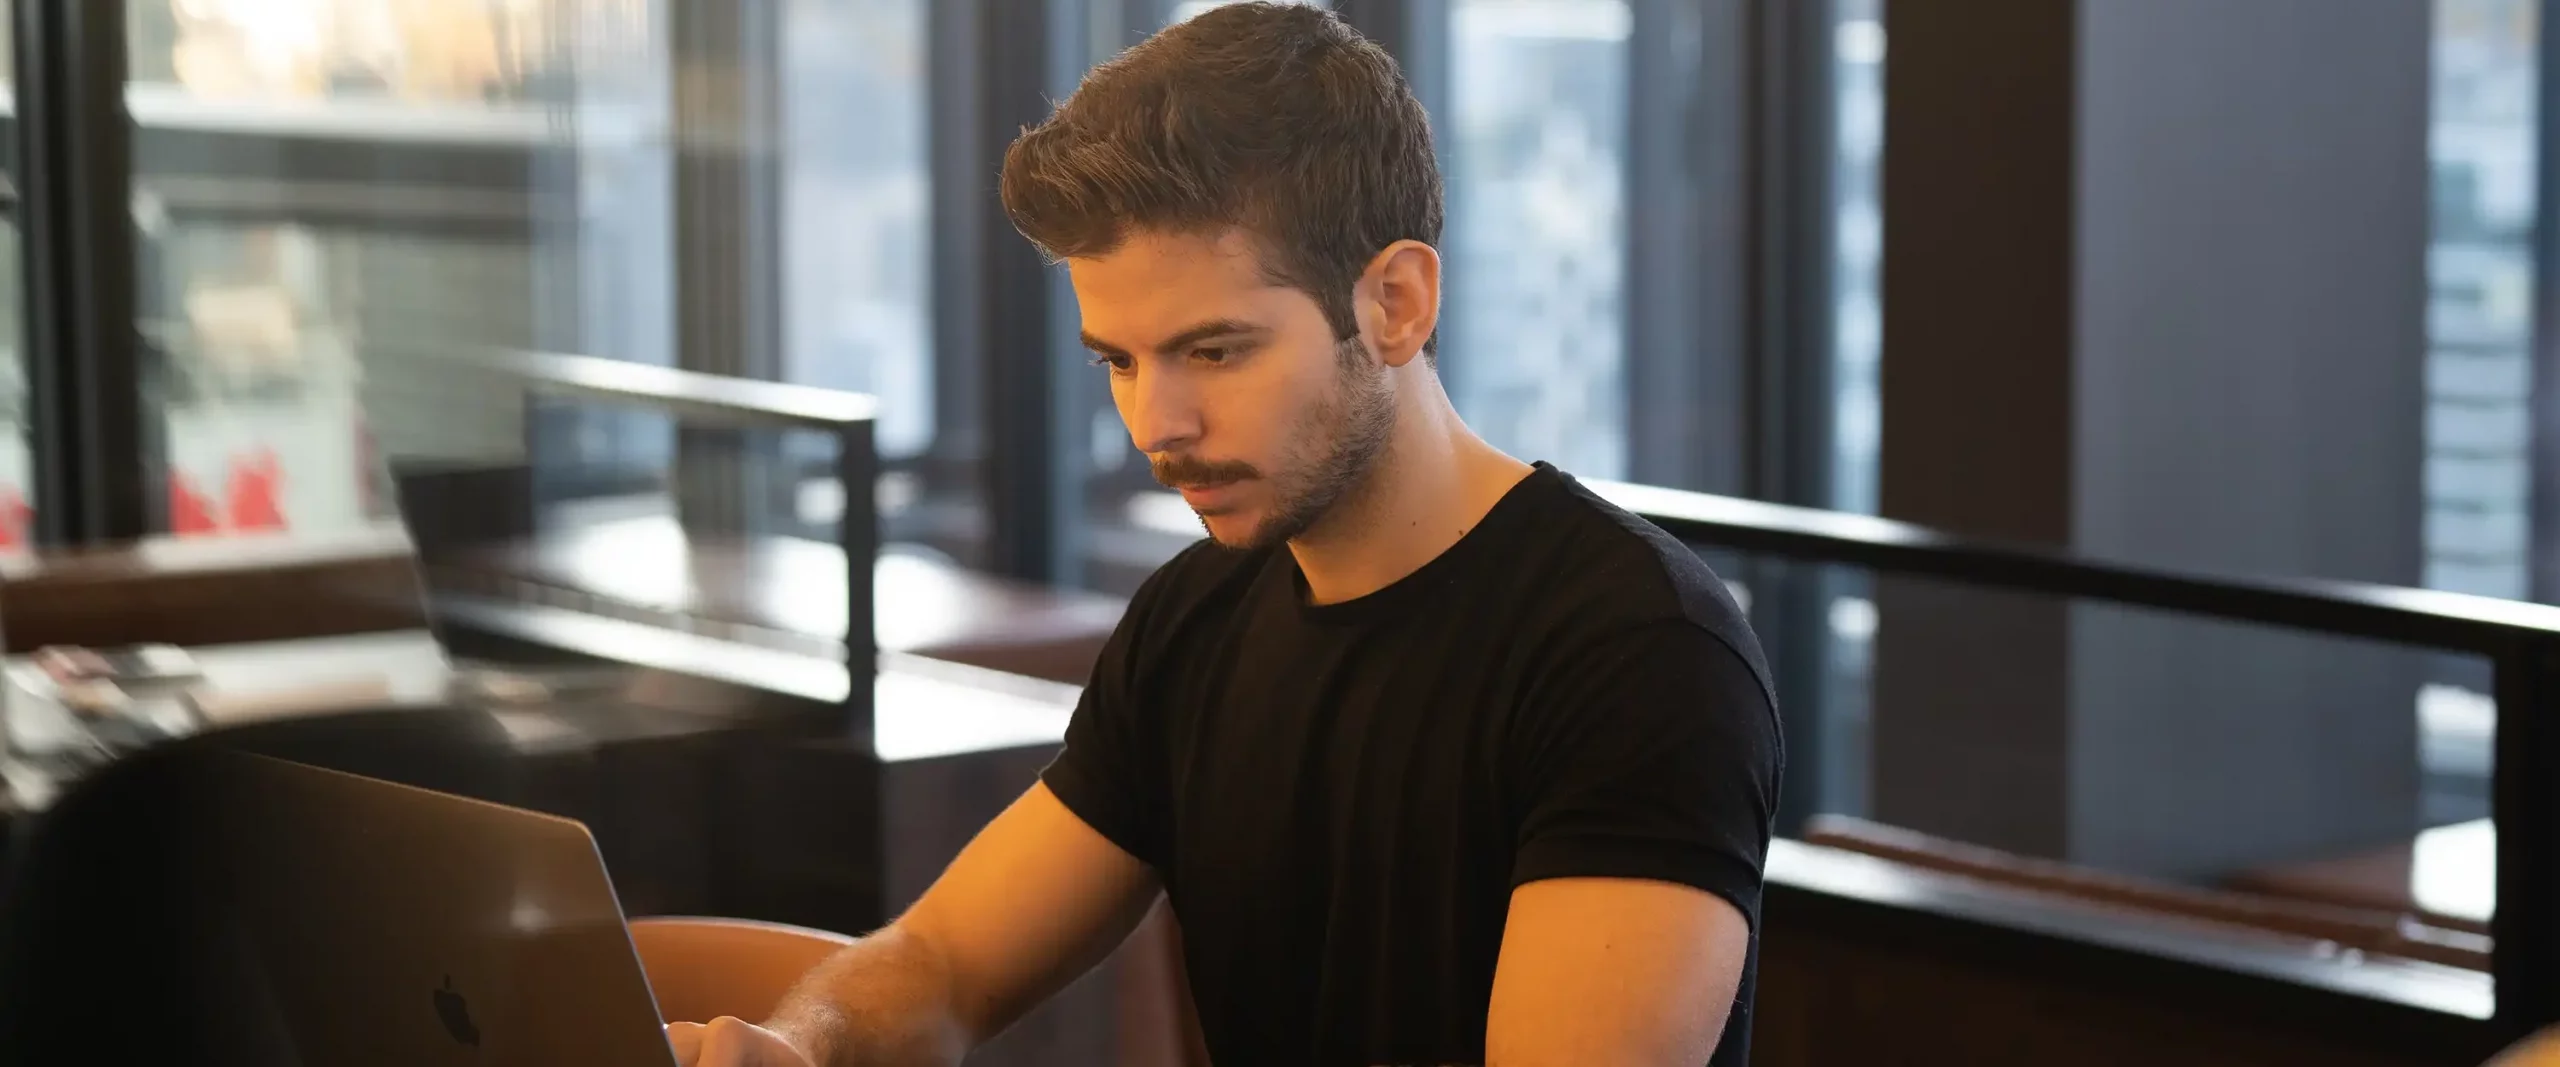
[672,1016,806,1067]
[664,1021,707,1064]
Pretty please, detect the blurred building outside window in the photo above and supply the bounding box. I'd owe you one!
[120,0,939,557]
[1168,0,1328,24]
[2418,0,2539,826]
[1819,0,1883,818]
[1446,0,1630,480]
[781,0,933,544]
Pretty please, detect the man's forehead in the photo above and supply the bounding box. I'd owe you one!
[1075,227,1267,280]
[1070,229,1299,342]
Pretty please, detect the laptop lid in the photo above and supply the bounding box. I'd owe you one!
[192,751,677,1067]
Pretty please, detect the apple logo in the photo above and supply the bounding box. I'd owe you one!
[433,975,481,1047]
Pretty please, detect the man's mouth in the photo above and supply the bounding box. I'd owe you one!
[1177,481,1246,509]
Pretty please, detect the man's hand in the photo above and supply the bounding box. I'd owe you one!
[676,784,1159,1066]
[666,1017,816,1067]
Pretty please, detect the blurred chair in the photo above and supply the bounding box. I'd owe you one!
[629,915,854,1024]
[1119,897,1213,1067]
[0,703,520,1063]
[2490,1028,2560,1066]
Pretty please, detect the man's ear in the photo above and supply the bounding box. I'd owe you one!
[1357,239,1442,369]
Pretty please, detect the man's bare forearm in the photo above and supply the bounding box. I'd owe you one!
[762,923,975,1067]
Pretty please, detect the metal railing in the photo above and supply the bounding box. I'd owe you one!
[1590,477,2560,1043]
[465,347,881,741]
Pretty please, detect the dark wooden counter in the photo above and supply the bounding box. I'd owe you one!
[1758,839,2498,1066]
[0,523,430,651]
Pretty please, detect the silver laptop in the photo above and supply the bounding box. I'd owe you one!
[193,751,678,1066]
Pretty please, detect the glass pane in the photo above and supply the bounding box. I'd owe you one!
[1734,544,2499,989]
[1446,0,1630,479]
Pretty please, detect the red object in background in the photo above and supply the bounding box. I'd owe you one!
[0,486,31,549]
[170,471,222,535]
[227,449,286,532]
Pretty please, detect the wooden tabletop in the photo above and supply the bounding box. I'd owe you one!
[182,629,455,722]
[441,515,1128,653]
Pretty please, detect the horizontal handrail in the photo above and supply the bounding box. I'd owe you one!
[457,347,880,431]
[1589,478,2560,657]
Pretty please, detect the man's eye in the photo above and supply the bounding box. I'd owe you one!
[1089,354,1134,374]
[1192,346,1230,364]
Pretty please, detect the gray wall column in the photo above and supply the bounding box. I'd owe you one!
[1875,0,2430,879]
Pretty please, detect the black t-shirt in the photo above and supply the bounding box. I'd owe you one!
[1042,463,1782,1067]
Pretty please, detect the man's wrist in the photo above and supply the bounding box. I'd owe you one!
[761,1005,841,1067]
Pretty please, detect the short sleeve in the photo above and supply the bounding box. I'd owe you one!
[1509,622,1782,928]
[1038,563,1181,870]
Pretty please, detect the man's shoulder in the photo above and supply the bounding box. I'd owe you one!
[1524,472,1749,621]
[1517,470,1773,696]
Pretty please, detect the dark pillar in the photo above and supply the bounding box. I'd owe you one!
[1870,0,2079,858]
[961,0,1088,584]
[17,0,152,543]
[1874,0,2430,878]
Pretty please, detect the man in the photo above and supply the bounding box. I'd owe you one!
[672,5,1780,1065]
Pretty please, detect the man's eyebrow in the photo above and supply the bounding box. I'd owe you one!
[1080,319,1270,359]
[1153,319,1267,355]
[1078,331,1131,358]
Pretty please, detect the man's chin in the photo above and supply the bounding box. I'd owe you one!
[1196,510,1262,549]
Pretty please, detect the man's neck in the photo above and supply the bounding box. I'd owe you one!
[1286,386,1534,606]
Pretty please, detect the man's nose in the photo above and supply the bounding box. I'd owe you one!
[1122,370,1203,456]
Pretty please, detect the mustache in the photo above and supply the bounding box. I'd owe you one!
[1151,454,1259,489]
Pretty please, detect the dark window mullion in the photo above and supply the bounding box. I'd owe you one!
[15,0,150,545]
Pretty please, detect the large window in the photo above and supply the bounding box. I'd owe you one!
[127,0,657,539]
[1445,0,1630,478]
[120,0,947,567]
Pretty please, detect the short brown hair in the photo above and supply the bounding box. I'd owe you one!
[1000,2,1443,354]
